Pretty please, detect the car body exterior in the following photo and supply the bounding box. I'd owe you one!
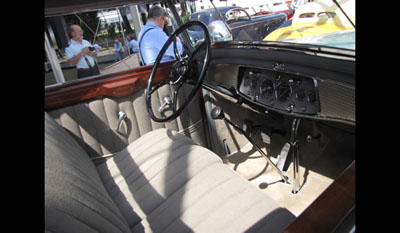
[188,6,287,41]
[239,0,294,19]
[266,0,295,19]
[264,0,355,41]
[283,28,355,50]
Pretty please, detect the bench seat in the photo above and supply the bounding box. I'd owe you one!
[45,112,295,232]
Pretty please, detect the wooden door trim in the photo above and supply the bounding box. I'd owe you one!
[45,62,173,110]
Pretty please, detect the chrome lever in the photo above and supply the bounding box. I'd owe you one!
[158,96,172,114]
[116,111,127,133]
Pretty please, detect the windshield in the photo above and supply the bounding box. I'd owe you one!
[186,0,355,50]
[44,0,355,86]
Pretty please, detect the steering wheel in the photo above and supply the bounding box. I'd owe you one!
[145,20,211,122]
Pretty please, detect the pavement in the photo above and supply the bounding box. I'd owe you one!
[99,51,141,75]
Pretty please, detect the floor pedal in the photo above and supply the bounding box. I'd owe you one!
[276,143,290,171]
[260,131,271,144]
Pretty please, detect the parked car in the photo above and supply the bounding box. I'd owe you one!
[45,0,355,232]
[188,6,287,41]
[266,0,295,19]
[244,5,272,17]
[264,0,355,41]
[284,28,355,50]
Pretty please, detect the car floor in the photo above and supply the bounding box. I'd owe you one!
[223,142,333,216]
[217,115,355,216]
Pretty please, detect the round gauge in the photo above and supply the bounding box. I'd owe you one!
[260,79,274,97]
[307,91,316,103]
[296,88,306,100]
[275,81,292,102]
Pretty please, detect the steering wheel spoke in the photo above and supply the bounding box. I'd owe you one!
[146,21,211,122]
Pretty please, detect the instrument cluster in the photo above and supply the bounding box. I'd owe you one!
[238,67,320,115]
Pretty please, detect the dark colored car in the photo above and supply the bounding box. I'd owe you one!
[188,6,287,41]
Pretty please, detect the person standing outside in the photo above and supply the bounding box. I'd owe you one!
[65,25,100,79]
[137,5,184,66]
[126,35,139,54]
[114,39,124,61]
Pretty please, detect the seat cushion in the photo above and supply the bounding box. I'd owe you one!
[45,112,131,233]
[97,128,295,233]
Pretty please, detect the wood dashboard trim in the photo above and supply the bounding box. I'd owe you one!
[45,62,173,110]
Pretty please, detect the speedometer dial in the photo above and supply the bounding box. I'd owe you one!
[260,79,274,97]
[275,81,292,102]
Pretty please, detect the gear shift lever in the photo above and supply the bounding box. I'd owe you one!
[211,106,289,184]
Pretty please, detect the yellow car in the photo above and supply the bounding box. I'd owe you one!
[263,0,355,41]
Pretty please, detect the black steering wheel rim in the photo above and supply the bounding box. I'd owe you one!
[145,20,211,123]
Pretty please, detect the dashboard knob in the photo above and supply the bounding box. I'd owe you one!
[211,106,225,120]
[287,103,295,112]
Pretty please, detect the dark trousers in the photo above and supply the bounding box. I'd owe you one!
[77,65,100,79]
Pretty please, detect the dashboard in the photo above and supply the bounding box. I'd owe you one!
[202,43,355,125]
[238,66,320,115]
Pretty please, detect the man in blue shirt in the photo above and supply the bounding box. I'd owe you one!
[126,35,139,53]
[114,39,123,61]
[65,25,100,79]
[138,5,184,66]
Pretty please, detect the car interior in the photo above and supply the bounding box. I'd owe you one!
[44,0,355,232]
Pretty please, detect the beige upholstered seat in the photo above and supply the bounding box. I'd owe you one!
[45,112,295,232]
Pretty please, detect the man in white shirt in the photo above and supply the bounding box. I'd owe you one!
[65,25,100,79]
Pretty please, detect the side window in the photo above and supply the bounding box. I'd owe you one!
[317,12,336,18]
[299,12,315,18]
[45,4,146,86]
[226,9,250,24]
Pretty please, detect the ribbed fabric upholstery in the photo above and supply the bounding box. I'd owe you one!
[45,112,131,233]
[45,112,295,233]
[97,130,295,233]
[48,85,206,160]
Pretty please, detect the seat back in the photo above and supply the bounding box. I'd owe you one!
[45,112,131,233]
[47,85,206,160]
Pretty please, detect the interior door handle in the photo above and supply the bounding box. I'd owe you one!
[116,111,127,133]
[158,96,172,114]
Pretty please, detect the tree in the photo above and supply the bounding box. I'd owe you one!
[64,11,100,43]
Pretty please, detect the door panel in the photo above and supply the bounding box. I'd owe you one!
[46,63,207,160]
[48,85,207,159]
